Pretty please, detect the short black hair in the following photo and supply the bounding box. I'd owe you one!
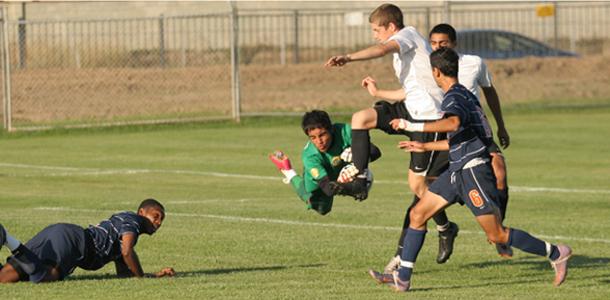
[301,110,332,135]
[429,23,457,42]
[138,198,165,212]
[430,47,459,78]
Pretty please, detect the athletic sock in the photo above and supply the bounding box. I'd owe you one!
[507,228,549,257]
[498,187,509,221]
[432,207,449,228]
[395,197,418,256]
[351,129,370,174]
[398,228,427,282]
[548,243,560,260]
[280,169,297,183]
[5,234,21,252]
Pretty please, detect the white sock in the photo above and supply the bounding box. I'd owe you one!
[5,235,21,252]
[280,169,297,183]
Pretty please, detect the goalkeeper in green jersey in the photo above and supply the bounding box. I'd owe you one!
[270,110,381,215]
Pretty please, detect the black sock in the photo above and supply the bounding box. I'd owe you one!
[432,210,449,228]
[351,129,370,174]
[497,187,509,221]
[395,196,419,256]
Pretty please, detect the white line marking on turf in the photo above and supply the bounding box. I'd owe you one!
[33,206,610,245]
[3,162,609,194]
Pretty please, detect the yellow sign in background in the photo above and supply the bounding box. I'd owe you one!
[536,4,555,17]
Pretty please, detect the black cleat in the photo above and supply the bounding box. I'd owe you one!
[330,177,368,201]
[436,222,459,264]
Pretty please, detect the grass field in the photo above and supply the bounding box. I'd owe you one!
[0,104,609,299]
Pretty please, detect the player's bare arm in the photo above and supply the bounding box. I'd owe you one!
[361,76,406,100]
[120,233,145,277]
[389,116,460,133]
[324,41,400,67]
[481,85,510,148]
[120,233,175,278]
[398,140,449,152]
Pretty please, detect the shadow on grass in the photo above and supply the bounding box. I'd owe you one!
[462,254,610,271]
[66,263,326,281]
[175,263,325,278]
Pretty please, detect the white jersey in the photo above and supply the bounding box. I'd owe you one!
[457,54,493,101]
[388,27,444,120]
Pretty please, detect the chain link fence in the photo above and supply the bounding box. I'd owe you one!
[1,1,609,131]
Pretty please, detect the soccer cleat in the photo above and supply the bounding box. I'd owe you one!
[496,243,513,258]
[368,269,394,284]
[329,177,368,201]
[388,270,411,292]
[269,151,292,171]
[383,255,401,274]
[436,222,459,264]
[0,223,6,250]
[550,244,572,287]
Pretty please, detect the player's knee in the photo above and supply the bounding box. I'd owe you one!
[351,108,375,129]
[408,208,427,228]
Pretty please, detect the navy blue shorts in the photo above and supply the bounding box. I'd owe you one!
[373,100,448,177]
[8,223,89,282]
[428,161,500,216]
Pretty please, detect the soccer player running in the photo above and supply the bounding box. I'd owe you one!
[428,23,513,257]
[369,47,572,292]
[325,3,459,269]
[0,199,175,283]
[270,110,381,215]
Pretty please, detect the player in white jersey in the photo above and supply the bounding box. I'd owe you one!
[429,23,512,257]
[325,4,460,267]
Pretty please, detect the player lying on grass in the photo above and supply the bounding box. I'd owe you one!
[270,110,380,215]
[0,199,175,283]
[368,48,572,292]
[429,23,513,258]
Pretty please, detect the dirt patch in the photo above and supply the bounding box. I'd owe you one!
[6,55,610,125]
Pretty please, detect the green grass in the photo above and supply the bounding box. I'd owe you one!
[0,105,609,299]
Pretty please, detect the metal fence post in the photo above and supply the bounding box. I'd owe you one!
[443,1,451,24]
[159,14,166,67]
[293,10,299,64]
[230,2,241,122]
[18,2,26,69]
[553,1,559,49]
[1,6,13,131]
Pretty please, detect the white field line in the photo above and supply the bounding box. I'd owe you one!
[33,206,610,245]
[2,162,610,194]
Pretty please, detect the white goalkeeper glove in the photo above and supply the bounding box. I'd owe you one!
[340,147,352,163]
[337,164,359,183]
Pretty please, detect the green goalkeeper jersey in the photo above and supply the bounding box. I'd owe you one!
[301,123,351,193]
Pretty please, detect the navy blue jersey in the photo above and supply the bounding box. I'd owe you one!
[84,211,147,268]
[442,83,494,171]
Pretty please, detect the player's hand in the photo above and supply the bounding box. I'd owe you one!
[337,164,359,183]
[156,267,176,277]
[361,76,378,97]
[497,127,510,149]
[324,55,350,67]
[389,118,408,131]
[398,140,425,153]
[390,118,424,132]
[340,147,352,163]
